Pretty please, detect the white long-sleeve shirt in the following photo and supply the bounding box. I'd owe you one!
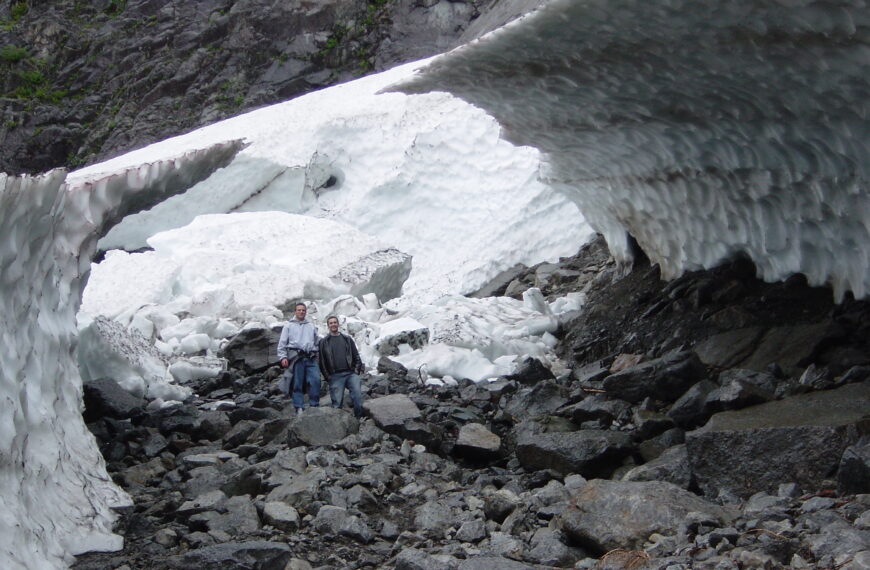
[277,318,319,358]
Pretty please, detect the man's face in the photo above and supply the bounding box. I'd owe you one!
[294,305,307,320]
[327,318,339,333]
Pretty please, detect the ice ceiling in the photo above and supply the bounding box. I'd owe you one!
[397,0,870,301]
[1,0,869,567]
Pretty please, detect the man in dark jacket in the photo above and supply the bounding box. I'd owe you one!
[318,315,365,418]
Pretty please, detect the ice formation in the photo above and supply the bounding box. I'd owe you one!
[68,58,590,304]
[0,141,243,568]
[397,0,870,301]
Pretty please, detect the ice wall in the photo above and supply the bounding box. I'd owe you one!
[0,141,243,569]
[397,0,870,301]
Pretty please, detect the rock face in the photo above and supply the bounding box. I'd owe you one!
[686,381,870,498]
[0,0,490,174]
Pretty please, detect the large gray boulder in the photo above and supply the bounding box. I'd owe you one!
[166,541,292,569]
[287,406,360,448]
[686,382,870,498]
[453,422,502,459]
[219,326,281,374]
[503,380,568,419]
[365,393,422,430]
[838,436,870,495]
[82,377,146,421]
[601,350,707,404]
[556,479,735,554]
[622,444,692,489]
[515,429,634,477]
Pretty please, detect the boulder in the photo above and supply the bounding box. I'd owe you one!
[503,380,568,419]
[602,350,707,404]
[622,444,692,489]
[453,422,502,459]
[166,541,292,569]
[515,429,634,477]
[556,479,735,554]
[838,436,870,495]
[504,356,555,384]
[287,406,360,448]
[373,317,429,356]
[219,326,281,374]
[365,393,422,430]
[686,382,870,498]
[266,468,326,512]
[566,394,632,426]
[312,505,374,543]
[82,377,146,421]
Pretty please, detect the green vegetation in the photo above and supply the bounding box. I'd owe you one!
[316,0,392,72]
[0,45,28,62]
[1,46,68,103]
[1,1,27,30]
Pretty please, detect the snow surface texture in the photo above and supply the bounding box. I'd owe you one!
[397,0,870,301]
[69,58,591,305]
[0,141,243,569]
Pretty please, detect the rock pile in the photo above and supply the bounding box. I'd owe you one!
[74,236,870,569]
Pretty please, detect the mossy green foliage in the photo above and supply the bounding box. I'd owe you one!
[317,0,392,71]
[1,45,68,103]
[0,44,28,63]
[1,1,27,30]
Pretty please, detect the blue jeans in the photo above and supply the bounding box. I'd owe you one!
[292,357,321,410]
[328,371,362,418]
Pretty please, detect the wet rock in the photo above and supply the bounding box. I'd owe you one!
[455,519,487,542]
[515,429,634,477]
[686,382,870,498]
[394,547,448,570]
[504,356,555,384]
[565,394,632,427]
[556,479,735,554]
[667,380,718,429]
[622,444,692,489]
[526,527,585,566]
[483,488,521,524]
[219,326,281,374]
[286,406,359,448]
[839,437,870,495]
[504,380,568,419]
[414,500,453,537]
[453,422,501,459]
[82,377,146,421]
[313,505,374,543]
[166,540,292,569]
[366,393,421,426]
[602,350,707,404]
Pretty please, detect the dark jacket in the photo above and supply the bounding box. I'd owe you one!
[318,332,363,377]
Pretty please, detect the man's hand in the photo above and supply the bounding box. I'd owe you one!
[280,357,289,369]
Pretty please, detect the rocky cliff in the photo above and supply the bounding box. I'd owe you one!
[0,0,502,174]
